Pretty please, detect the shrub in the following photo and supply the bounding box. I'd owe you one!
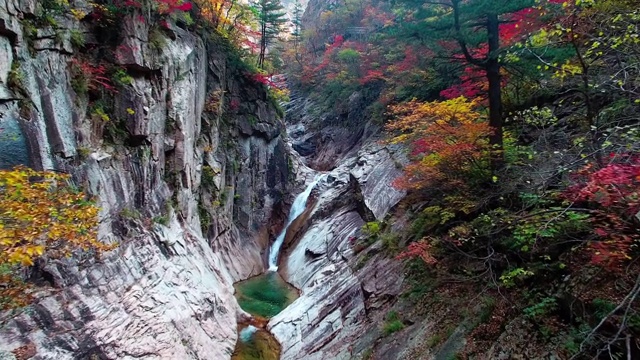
[69,58,115,95]
[112,68,134,87]
[0,166,112,309]
[523,297,557,319]
[383,311,405,335]
[70,29,85,47]
[152,215,169,225]
[362,221,382,237]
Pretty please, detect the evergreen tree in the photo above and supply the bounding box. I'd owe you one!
[407,0,536,166]
[291,0,303,56]
[254,0,288,69]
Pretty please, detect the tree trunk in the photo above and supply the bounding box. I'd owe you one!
[486,12,504,168]
[259,22,267,69]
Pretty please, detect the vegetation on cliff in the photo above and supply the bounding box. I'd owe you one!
[0,167,108,309]
[286,0,640,357]
[1,0,293,312]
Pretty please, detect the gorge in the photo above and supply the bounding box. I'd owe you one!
[0,0,408,358]
[2,0,639,359]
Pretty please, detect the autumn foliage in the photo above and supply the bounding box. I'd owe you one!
[0,167,112,309]
[385,97,492,190]
[565,156,640,267]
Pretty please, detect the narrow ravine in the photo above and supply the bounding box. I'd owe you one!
[232,174,325,359]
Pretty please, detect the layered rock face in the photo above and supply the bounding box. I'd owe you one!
[270,132,407,359]
[0,1,289,358]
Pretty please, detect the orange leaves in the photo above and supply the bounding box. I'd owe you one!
[385,97,493,190]
[0,166,113,308]
[386,96,480,139]
[396,238,438,265]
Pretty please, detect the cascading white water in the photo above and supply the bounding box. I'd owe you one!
[239,325,258,342]
[267,174,325,271]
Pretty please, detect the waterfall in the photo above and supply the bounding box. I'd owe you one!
[268,174,324,271]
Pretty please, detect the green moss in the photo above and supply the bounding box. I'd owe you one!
[152,215,168,226]
[198,202,210,233]
[361,348,374,360]
[7,62,24,91]
[120,207,141,219]
[149,25,167,50]
[77,147,92,159]
[201,165,217,188]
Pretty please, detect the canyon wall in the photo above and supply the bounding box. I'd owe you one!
[0,1,290,358]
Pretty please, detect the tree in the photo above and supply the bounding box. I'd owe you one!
[385,96,492,190]
[254,0,287,69]
[522,0,640,156]
[291,0,303,57]
[0,166,112,309]
[402,0,541,167]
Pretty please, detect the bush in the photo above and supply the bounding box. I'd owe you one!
[383,320,405,335]
[383,311,405,335]
[70,29,85,47]
[362,221,382,237]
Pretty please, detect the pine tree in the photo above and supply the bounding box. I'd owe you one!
[291,0,303,56]
[254,0,288,69]
[407,0,536,166]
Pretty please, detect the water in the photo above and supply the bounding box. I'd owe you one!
[232,325,280,360]
[239,326,258,342]
[234,271,299,318]
[267,174,324,271]
[233,272,296,360]
[234,174,323,359]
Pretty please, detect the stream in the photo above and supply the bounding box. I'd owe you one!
[232,174,324,359]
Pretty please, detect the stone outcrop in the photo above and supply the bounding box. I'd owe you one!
[0,1,289,358]
[285,90,381,171]
[269,141,406,359]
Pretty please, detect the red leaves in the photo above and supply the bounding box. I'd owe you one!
[565,156,640,268]
[230,98,240,111]
[251,73,278,88]
[157,0,193,14]
[566,157,640,215]
[359,69,385,85]
[440,66,487,100]
[69,58,116,93]
[396,239,438,265]
[124,0,143,8]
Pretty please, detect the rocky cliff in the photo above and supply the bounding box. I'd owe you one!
[0,1,290,358]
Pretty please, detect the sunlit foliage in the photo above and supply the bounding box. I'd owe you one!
[0,167,112,309]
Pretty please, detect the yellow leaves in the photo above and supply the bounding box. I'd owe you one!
[0,166,111,308]
[386,96,480,139]
[385,97,492,191]
[70,8,86,20]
